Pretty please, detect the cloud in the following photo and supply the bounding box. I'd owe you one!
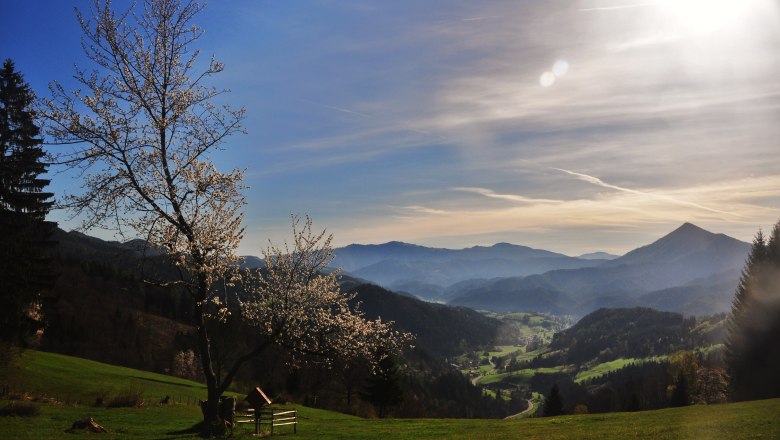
[551,168,739,217]
[227,1,780,254]
[316,174,780,254]
[298,99,372,118]
[461,16,501,22]
[578,3,657,13]
[400,205,450,215]
[453,187,561,204]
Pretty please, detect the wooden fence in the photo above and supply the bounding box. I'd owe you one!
[235,407,298,436]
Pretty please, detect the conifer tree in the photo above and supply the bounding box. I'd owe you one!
[543,384,564,417]
[360,353,404,418]
[670,372,689,407]
[725,222,780,401]
[0,59,56,348]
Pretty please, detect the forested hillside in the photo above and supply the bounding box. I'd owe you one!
[548,308,724,364]
[38,228,516,418]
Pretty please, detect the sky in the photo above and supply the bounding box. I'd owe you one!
[3,0,780,256]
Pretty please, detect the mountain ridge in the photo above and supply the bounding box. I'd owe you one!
[447,223,749,316]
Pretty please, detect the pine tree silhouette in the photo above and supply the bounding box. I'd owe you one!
[725,221,780,401]
[0,59,56,347]
[543,384,564,417]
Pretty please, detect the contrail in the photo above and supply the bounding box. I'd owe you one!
[461,16,501,21]
[298,99,371,118]
[551,168,739,217]
[579,2,657,12]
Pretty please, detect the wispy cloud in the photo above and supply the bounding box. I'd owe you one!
[461,16,501,22]
[298,98,372,118]
[226,1,780,253]
[551,168,739,217]
[315,174,780,254]
[453,187,561,204]
[579,3,657,13]
[401,205,450,215]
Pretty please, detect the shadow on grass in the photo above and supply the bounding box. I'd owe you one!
[165,421,244,439]
[163,421,210,438]
[131,376,199,388]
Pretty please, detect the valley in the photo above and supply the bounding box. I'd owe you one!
[0,222,776,437]
[449,308,727,416]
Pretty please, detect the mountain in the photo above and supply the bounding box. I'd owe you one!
[333,241,454,272]
[627,269,741,316]
[332,241,603,300]
[45,229,195,373]
[346,283,508,357]
[239,255,264,269]
[600,223,749,283]
[577,251,619,260]
[448,223,750,316]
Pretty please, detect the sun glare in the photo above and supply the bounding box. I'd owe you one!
[658,0,765,36]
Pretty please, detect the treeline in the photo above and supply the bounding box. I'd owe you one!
[512,307,725,371]
[234,349,516,418]
[534,350,728,416]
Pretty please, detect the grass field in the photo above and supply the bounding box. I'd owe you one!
[11,350,219,406]
[574,358,641,383]
[1,350,779,439]
[478,366,568,385]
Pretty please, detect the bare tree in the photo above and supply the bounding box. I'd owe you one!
[42,0,409,430]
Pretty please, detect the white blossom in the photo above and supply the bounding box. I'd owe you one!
[239,215,413,366]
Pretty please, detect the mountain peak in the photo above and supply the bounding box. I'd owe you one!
[673,222,708,235]
[605,222,749,269]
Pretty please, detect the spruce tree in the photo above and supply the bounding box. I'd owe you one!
[670,372,689,407]
[360,354,404,418]
[0,59,56,348]
[543,384,564,417]
[725,221,780,401]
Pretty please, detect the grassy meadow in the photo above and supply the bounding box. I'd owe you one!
[1,351,779,439]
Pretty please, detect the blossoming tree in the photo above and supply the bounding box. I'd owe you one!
[42,0,409,430]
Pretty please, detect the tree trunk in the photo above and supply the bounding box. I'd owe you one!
[194,276,222,432]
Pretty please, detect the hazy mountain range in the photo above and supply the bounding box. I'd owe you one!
[325,223,750,317]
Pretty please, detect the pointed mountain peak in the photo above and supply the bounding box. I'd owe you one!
[672,222,708,234]
[660,222,715,243]
[606,222,749,268]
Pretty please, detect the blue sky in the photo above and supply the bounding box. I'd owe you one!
[3,0,780,255]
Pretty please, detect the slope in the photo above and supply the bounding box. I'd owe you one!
[2,350,779,439]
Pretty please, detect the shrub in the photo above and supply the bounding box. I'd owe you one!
[573,404,589,415]
[94,387,111,407]
[0,402,40,417]
[106,389,144,408]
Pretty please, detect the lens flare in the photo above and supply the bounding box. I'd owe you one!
[540,72,556,87]
[552,59,569,77]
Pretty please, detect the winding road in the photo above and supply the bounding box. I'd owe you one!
[504,399,535,420]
